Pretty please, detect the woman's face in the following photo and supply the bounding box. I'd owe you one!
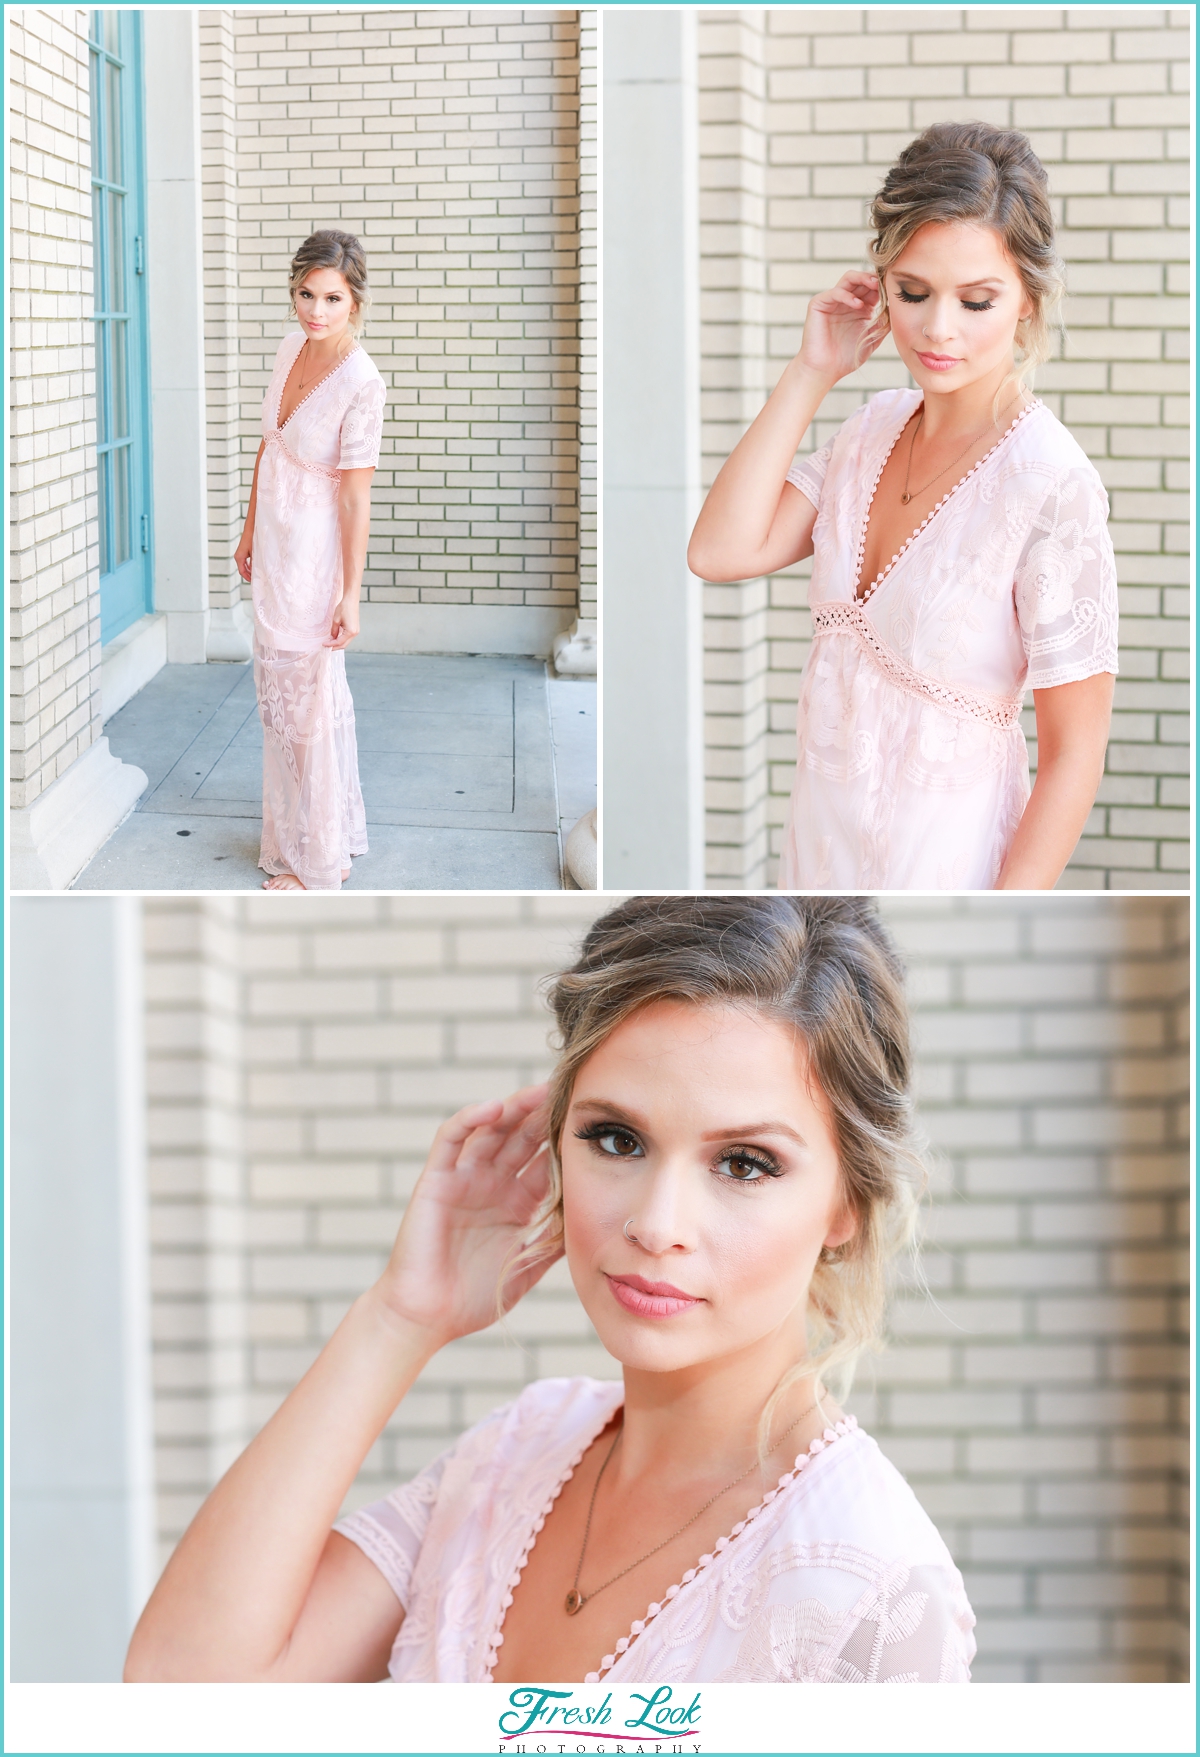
[560,1001,855,1377]
[883,219,1033,400]
[294,266,357,346]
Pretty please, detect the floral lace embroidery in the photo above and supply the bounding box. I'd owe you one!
[811,603,1024,729]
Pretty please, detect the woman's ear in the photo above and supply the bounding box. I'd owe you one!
[823,1204,858,1253]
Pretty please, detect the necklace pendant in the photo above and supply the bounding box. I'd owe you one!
[900,492,911,504]
[565,1589,585,1616]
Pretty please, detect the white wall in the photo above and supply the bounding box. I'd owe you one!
[10,897,154,1681]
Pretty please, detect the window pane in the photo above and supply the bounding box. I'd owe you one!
[107,190,125,312]
[94,319,109,444]
[97,446,111,575]
[103,11,119,56]
[105,57,123,185]
[110,320,129,440]
[91,181,106,316]
[111,442,132,567]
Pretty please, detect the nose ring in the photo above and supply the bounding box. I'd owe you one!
[624,1218,638,1242]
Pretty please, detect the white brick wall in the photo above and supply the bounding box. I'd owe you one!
[211,6,587,620]
[698,7,1191,890]
[142,892,1188,1681]
[8,6,103,808]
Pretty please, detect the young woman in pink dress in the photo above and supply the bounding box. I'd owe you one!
[689,123,1119,892]
[125,895,976,1685]
[235,231,386,892]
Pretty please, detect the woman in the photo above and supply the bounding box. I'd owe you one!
[235,230,386,892]
[125,895,975,1685]
[688,123,1118,891]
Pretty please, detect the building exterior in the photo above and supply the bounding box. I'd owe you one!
[604,7,1191,891]
[10,7,596,888]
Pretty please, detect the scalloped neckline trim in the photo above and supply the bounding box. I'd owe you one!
[482,1384,624,1682]
[276,335,361,432]
[852,395,1042,607]
[480,1395,859,1685]
[583,1415,860,1683]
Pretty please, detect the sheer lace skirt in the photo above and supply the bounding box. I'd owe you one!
[255,637,368,890]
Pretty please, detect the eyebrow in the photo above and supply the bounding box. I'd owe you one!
[892,273,1006,291]
[571,1098,808,1147]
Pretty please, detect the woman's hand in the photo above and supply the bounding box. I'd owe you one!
[796,271,888,385]
[235,529,253,583]
[325,596,360,649]
[376,1086,559,1345]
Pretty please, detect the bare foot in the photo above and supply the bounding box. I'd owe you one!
[342,867,351,882]
[262,873,306,891]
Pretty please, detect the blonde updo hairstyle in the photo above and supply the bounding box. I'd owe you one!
[869,121,1065,386]
[510,896,925,1430]
[288,229,371,337]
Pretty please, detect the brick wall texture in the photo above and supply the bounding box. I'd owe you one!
[214,6,587,621]
[698,7,1191,891]
[8,7,104,810]
[142,892,1189,1682]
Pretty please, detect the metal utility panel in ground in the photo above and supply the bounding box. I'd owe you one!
[73,655,590,890]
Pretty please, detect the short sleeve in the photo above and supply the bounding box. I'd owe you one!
[785,443,833,512]
[337,375,386,470]
[1014,467,1119,689]
[717,1558,976,1684]
[333,1444,451,1611]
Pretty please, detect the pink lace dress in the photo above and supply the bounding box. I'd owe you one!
[781,389,1119,890]
[252,331,386,890]
[335,1377,976,1683]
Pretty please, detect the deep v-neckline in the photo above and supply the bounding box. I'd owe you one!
[276,336,359,432]
[851,395,1040,606]
[483,1393,858,1685]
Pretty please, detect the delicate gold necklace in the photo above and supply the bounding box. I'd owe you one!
[900,390,1022,504]
[564,1395,821,1616]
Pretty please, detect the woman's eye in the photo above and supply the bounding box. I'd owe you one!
[593,1129,643,1158]
[716,1151,778,1183]
[896,288,926,303]
[962,298,993,311]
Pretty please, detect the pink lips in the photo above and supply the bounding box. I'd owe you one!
[916,351,962,372]
[606,1273,703,1319]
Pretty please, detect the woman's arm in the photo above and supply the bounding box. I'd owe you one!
[687,271,885,584]
[124,1086,558,1681]
[234,441,267,584]
[994,673,1115,889]
[327,465,375,649]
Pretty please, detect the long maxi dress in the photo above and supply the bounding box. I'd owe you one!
[779,389,1119,891]
[334,1376,977,1682]
[252,330,386,890]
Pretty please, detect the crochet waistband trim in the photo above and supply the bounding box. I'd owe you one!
[811,602,1024,730]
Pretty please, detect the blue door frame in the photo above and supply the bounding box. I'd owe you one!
[89,10,153,644]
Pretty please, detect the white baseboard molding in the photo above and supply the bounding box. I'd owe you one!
[357,602,575,658]
[101,613,168,720]
[207,599,254,663]
[10,738,148,890]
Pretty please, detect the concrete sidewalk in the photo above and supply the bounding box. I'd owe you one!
[72,654,595,891]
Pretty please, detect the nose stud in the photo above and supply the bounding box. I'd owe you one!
[624,1218,638,1242]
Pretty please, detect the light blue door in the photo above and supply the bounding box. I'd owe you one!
[89,10,153,644]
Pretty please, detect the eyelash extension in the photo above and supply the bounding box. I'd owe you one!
[896,288,993,312]
[716,1146,784,1185]
[574,1119,643,1153]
